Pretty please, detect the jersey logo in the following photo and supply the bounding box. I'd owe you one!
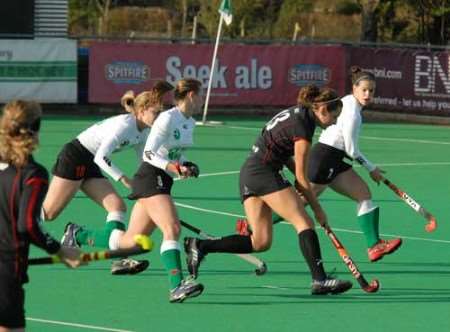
[182,124,188,129]
[119,140,130,148]
[145,150,155,160]
[103,156,112,167]
[173,129,181,140]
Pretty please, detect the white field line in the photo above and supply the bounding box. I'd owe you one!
[175,202,450,245]
[26,317,134,332]
[192,161,450,182]
[220,124,450,146]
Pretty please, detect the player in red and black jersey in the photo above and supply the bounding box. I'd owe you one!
[0,101,82,331]
[185,85,353,295]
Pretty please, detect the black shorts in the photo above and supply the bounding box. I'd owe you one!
[128,163,174,200]
[52,139,105,181]
[0,273,25,329]
[239,156,291,203]
[307,142,352,185]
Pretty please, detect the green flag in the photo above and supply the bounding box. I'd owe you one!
[219,0,233,26]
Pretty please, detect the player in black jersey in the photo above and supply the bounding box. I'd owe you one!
[185,85,353,295]
[0,100,83,331]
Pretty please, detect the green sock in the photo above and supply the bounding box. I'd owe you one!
[161,248,183,290]
[357,207,380,248]
[76,221,126,248]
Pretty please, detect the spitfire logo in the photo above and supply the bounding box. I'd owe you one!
[173,129,181,140]
[288,64,330,87]
[105,61,150,85]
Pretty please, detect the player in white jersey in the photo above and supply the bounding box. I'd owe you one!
[44,81,173,275]
[236,67,402,263]
[307,67,402,262]
[64,78,205,303]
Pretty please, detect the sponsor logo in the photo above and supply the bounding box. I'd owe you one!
[173,129,180,140]
[119,140,130,148]
[414,54,450,97]
[343,255,361,278]
[0,50,13,61]
[288,64,330,86]
[361,67,402,80]
[105,61,150,85]
[103,156,112,167]
[145,150,155,160]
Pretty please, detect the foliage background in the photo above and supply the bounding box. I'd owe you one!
[69,0,449,45]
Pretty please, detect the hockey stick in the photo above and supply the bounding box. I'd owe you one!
[324,226,380,293]
[382,177,437,232]
[29,235,152,265]
[180,220,268,275]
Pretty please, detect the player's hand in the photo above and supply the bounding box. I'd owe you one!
[182,161,200,178]
[57,246,85,268]
[120,175,132,189]
[370,167,385,184]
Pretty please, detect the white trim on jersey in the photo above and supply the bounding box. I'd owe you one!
[318,94,376,172]
[142,106,195,176]
[77,114,150,181]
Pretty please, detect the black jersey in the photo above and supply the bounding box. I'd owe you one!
[0,157,60,283]
[253,106,316,170]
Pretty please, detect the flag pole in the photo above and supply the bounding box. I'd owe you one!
[201,14,224,125]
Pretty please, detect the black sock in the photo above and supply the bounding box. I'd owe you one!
[198,235,253,254]
[298,229,326,281]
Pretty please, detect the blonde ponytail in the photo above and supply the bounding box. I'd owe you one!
[121,90,136,113]
[0,100,42,167]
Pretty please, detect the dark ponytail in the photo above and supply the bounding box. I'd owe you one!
[350,66,375,86]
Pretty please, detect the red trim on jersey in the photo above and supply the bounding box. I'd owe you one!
[25,177,48,245]
[9,170,21,276]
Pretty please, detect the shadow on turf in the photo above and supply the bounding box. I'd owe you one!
[190,288,450,305]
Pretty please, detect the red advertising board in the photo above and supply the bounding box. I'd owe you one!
[89,42,346,106]
[348,47,450,115]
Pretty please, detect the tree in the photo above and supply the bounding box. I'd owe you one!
[273,0,312,39]
[357,0,380,42]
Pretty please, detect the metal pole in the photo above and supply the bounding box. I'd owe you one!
[202,15,224,124]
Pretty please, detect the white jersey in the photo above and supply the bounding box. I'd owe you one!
[77,113,150,181]
[318,94,375,172]
[142,106,195,176]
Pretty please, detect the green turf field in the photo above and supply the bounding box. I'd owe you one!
[26,114,450,332]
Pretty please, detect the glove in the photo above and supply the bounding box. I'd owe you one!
[182,161,200,178]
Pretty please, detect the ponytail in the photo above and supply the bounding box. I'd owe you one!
[350,66,375,86]
[121,90,136,113]
[0,100,42,167]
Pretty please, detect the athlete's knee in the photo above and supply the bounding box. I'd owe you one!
[251,235,272,252]
[160,221,181,240]
[41,207,58,221]
[104,195,127,213]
